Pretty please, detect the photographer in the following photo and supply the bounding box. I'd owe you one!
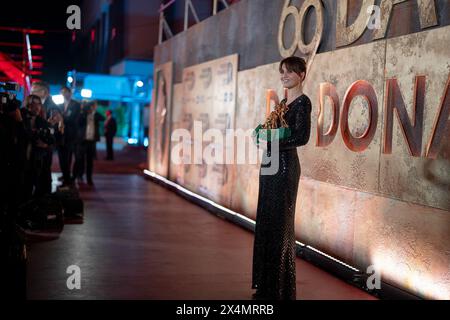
[73,100,104,186]
[21,95,56,199]
[30,81,60,194]
[0,83,27,300]
[0,85,26,210]
[57,86,81,185]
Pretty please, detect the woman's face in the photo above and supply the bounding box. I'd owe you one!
[280,64,304,89]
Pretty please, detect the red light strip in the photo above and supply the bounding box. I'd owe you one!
[0,26,45,34]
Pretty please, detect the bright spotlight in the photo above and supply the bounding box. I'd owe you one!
[81,89,93,98]
[136,80,144,88]
[52,94,64,105]
[128,138,138,145]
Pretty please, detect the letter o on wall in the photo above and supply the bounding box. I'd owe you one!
[341,80,378,152]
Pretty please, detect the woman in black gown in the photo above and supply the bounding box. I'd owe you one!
[252,56,312,300]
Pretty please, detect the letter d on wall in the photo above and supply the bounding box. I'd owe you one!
[317,83,340,147]
[336,0,375,47]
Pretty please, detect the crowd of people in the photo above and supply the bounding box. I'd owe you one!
[0,81,117,299]
[29,81,116,188]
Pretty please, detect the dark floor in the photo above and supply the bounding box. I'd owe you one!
[28,147,376,300]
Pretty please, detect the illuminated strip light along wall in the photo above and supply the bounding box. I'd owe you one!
[143,169,360,274]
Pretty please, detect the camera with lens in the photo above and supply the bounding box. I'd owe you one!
[33,127,54,146]
[0,82,21,114]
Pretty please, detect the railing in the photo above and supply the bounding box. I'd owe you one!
[158,0,233,44]
[0,26,44,94]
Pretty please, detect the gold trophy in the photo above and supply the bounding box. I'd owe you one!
[253,90,291,144]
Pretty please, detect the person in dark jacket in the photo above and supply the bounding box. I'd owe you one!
[0,95,27,207]
[104,110,117,160]
[30,81,60,193]
[57,86,81,184]
[0,94,28,300]
[73,101,105,186]
[21,95,56,198]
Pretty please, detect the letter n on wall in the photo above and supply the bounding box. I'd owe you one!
[383,76,426,157]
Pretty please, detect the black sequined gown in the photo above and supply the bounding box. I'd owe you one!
[252,94,312,300]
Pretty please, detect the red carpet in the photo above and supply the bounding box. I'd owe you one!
[28,147,376,300]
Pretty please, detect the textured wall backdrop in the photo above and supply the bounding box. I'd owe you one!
[152,0,450,299]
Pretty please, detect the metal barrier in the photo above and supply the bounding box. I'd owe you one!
[158,0,232,44]
[0,27,44,94]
